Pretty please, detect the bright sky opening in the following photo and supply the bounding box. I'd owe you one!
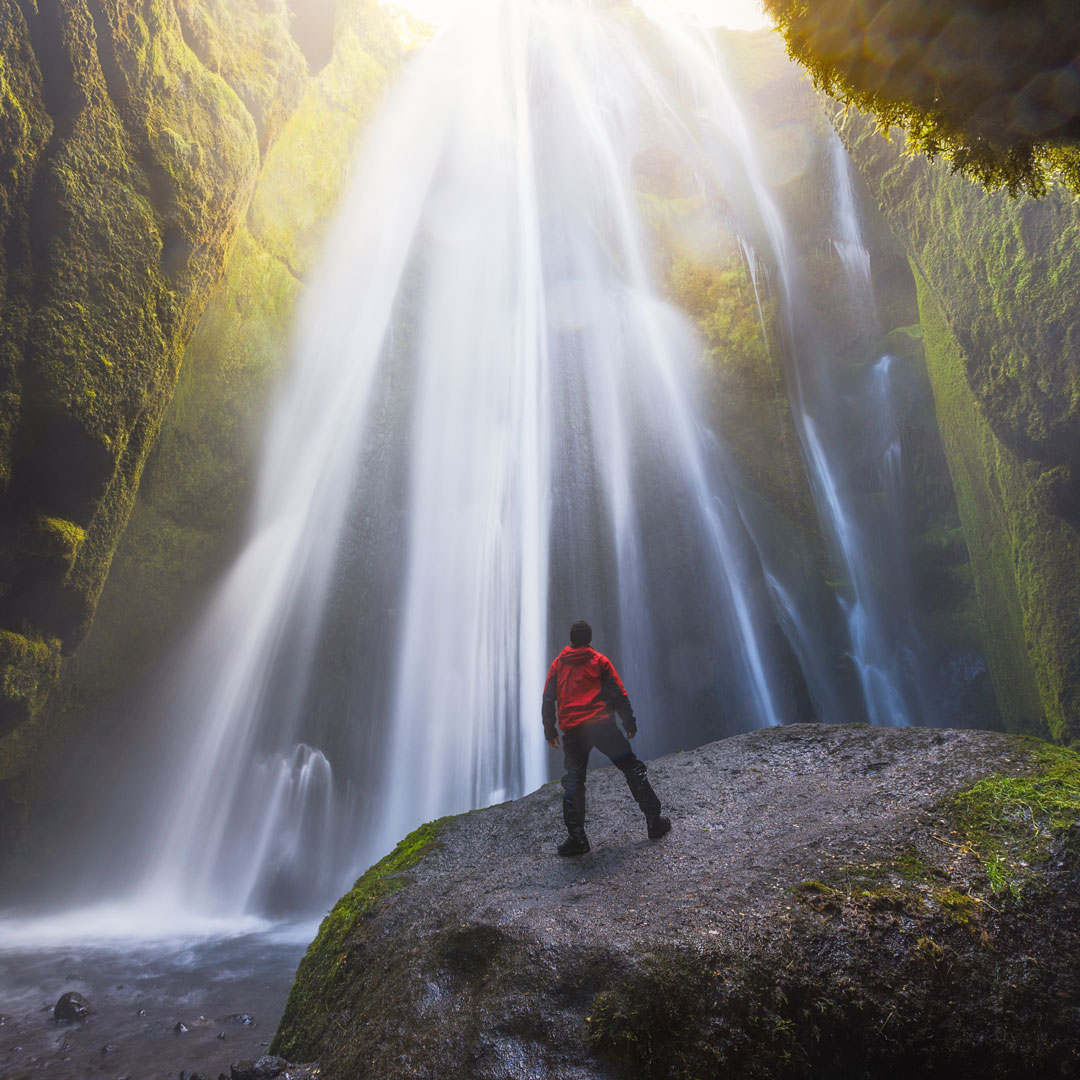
[383,0,773,31]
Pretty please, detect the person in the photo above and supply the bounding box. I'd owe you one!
[542,620,671,856]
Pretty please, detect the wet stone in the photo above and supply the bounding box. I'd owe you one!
[53,991,91,1022]
[231,1056,287,1080]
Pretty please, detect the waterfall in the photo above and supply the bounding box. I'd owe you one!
[103,0,816,919]
[36,0,968,929]
[830,135,875,308]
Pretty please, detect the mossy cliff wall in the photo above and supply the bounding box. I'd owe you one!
[761,0,1080,197]
[0,0,400,863]
[47,1,400,775]
[837,112,1080,742]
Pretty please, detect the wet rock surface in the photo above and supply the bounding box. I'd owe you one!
[274,723,1080,1079]
[51,992,89,1023]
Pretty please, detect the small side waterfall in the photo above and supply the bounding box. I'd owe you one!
[831,136,875,307]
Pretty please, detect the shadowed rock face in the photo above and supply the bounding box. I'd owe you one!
[273,723,1080,1080]
[762,0,1080,196]
[835,107,1080,742]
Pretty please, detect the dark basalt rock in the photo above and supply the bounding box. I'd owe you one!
[272,723,1080,1080]
[230,1056,314,1080]
[52,991,90,1022]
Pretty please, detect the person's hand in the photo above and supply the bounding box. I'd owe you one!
[626,728,636,739]
[546,734,560,749]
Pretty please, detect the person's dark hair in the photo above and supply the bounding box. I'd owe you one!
[569,620,592,647]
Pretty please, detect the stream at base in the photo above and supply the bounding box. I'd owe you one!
[0,923,312,1080]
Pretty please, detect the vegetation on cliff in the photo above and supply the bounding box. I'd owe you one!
[763,0,1080,197]
[50,0,400,768]
[836,105,1080,741]
[0,0,398,871]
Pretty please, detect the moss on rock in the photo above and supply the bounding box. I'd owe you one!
[947,738,1080,899]
[172,0,307,153]
[270,819,446,1063]
[838,109,1080,741]
[0,631,61,741]
[762,0,1080,197]
[911,269,1050,734]
[0,0,392,871]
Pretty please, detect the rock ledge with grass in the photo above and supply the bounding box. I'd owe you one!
[272,723,1080,1079]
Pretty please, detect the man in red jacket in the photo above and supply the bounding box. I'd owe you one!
[543,620,671,856]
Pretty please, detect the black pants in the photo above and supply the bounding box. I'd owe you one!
[561,720,661,833]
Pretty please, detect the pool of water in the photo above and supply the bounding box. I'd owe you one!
[0,918,315,1080]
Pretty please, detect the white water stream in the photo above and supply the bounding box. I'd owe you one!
[105,0,806,919]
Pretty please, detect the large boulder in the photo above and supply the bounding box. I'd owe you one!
[272,723,1080,1079]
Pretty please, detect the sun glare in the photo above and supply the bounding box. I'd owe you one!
[381,0,773,31]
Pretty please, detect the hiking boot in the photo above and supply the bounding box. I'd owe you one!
[557,832,590,856]
[647,815,671,840]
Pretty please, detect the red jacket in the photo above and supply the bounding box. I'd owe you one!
[542,646,635,733]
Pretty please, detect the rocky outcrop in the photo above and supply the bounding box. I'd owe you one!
[0,0,399,867]
[271,723,1080,1079]
[837,109,1080,742]
[762,0,1080,196]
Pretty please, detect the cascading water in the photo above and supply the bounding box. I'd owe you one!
[29,1,968,929]
[91,0,817,919]
[811,137,937,725]
[830,136,875,310]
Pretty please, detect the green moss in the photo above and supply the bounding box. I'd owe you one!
[0,3,50,495]
[0,0,374,875]
[172,0,307,153]
[937,889,977,927]
[763,0,1080,197]
[270,818,446,1062]
[880,323,922,358]
[0,631,62,740]
[50,5,400,754]
[946,740,1080,899]
[793,847,995,931]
